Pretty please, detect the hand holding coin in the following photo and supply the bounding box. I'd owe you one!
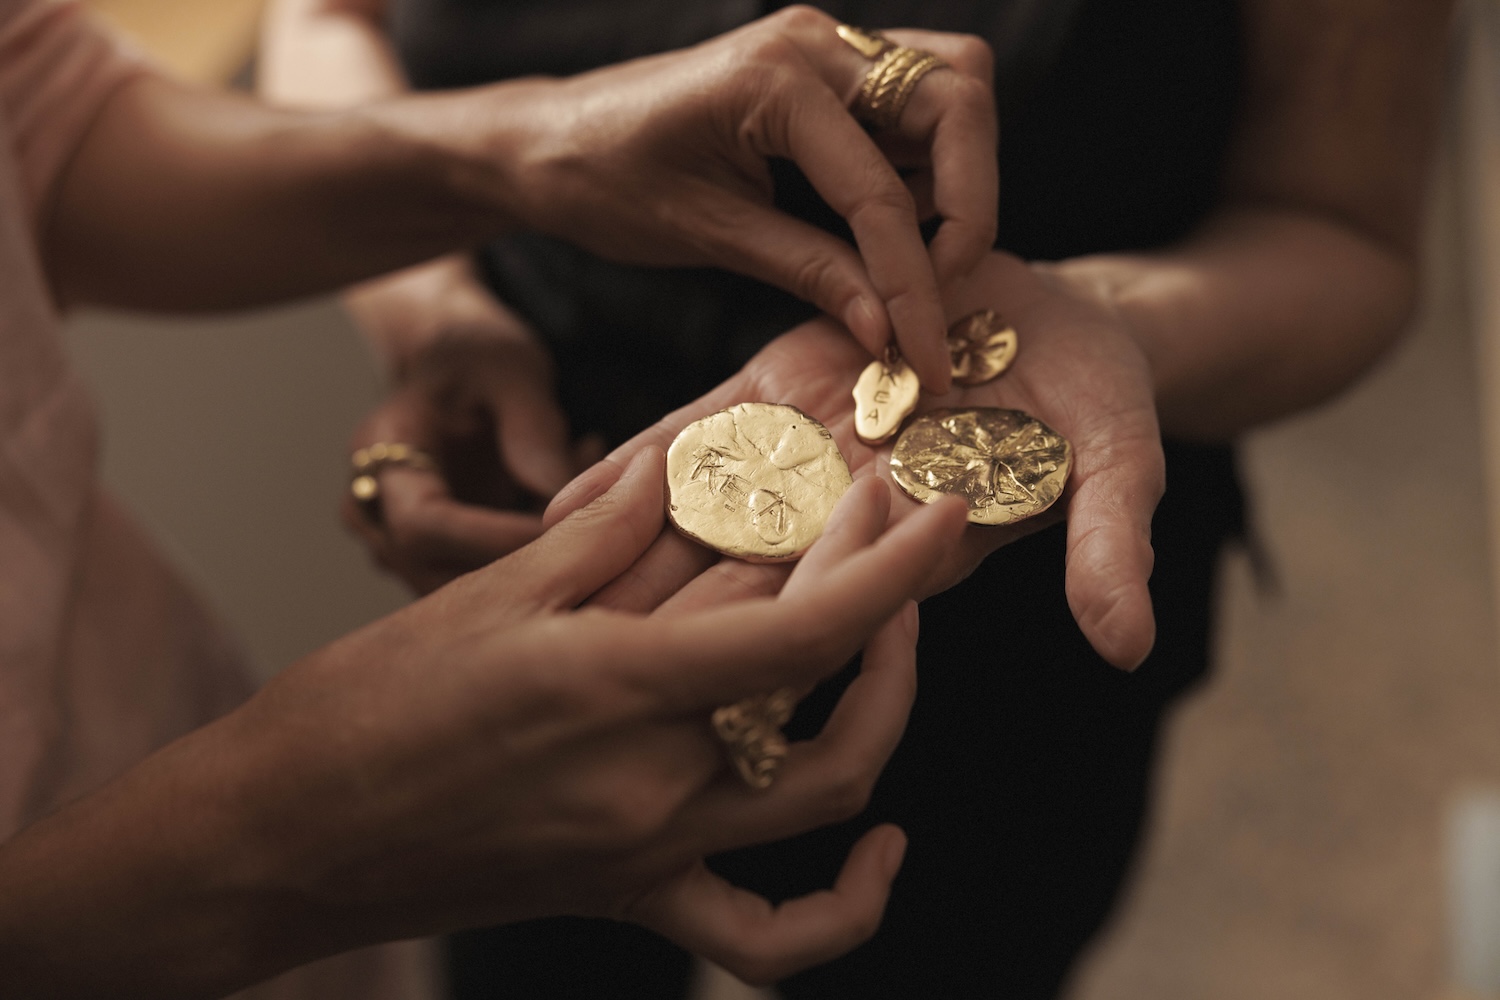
[548,251,1164,669]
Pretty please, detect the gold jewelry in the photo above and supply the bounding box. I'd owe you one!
[712,688,797,790]
[890,408,1072,526]
[837,25,946,131]
[852,345,920,445]
[349,442,439,509]
[664,403,852,563]
[947,309,1019,385]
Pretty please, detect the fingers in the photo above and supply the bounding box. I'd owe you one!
[628,824,907,986]
[649,556,791,617]
[544,373,750,529]
[616,491,965,710]
[782,477,891,598]
[374,465,545,563]
[768,83,951,391]
[676,600,918,852]
[689,191,892,358]
[499,446,668,609]
[881,30,999,287]
[586,530,721,614]
[491,364,576,498]
[1063,425,1164,670]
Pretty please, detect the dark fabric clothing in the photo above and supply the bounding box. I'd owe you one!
[393,1,1247,996]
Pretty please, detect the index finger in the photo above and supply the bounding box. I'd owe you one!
[772,83,952,391]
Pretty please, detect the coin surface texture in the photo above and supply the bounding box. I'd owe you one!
[890,408,1071,525]
[666,403,853,562]
[852,352,920,444]
[948,309,1018,385]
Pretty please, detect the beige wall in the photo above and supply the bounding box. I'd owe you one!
[65,302,408,681]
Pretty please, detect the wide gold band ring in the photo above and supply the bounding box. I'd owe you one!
[711,687,797,790]
[836,24,946,131]
[349,442,439,510]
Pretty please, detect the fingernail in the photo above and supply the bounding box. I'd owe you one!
[842,296,881,341]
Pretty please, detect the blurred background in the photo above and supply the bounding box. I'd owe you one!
[67,1,1500,997]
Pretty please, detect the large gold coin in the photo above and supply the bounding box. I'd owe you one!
[948,309,1018,385]
[890,408,1071,525]
[852,350,920,445]
[666,403,853,562]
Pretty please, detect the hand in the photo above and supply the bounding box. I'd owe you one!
[0,447,967,996]
[547,252,1164,670]
[204,449,961,989]
[491,5,998,391]
[340,259,598,593]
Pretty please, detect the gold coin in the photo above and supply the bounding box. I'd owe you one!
[852,351,920,445]
[889,408,1071,525]
[666,403,853,562]
[948,309,1018,385]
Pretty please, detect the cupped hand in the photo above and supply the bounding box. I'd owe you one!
[340,260,597,593]
[221,446,967,985]
[495,4,998,391]
[547,252,1164,670]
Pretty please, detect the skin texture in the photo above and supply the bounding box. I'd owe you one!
[4,5,1003,993]
[294,0,1454,671]
[0,452,970,997]
[50,5,996,382]
[257,2,1000,586]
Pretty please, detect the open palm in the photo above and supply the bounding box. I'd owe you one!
[548,252,1163,669]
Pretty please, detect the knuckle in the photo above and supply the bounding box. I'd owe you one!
[770,4,830,36]
[790,253,845,306]
[820,763,876,823]
[951,34,994,82]
[949,70,994,116]
[602,790,675,845]
[852,182,918,223]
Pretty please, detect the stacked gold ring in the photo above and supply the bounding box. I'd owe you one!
[712,687,797,790]
[836,24,946,131]
[350,442,439,509]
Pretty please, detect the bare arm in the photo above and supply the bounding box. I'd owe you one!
[543,0,1459,673]
[1050,0,1452,440]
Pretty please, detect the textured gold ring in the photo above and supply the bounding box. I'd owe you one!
[349,442,439,510]
[711,688,796,790]
[836,24,946,131]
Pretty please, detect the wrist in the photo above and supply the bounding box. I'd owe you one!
[1032,255,1173,407]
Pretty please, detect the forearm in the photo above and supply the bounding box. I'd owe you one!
[0,719,338,998]
[1045,205,1417,440]
[43,71,529,311]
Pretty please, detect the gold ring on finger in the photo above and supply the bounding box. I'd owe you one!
[349,442,440,518]
[836,25,947,131]
[711,687,797,790]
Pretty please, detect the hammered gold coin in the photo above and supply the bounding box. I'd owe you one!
[852,352,920,444]
[948,309,1018,385]
[890,408,1071,525]
[666,403,853,562]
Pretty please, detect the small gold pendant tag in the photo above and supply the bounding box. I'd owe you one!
[852,351,920,445]
[948,309,1019,385]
